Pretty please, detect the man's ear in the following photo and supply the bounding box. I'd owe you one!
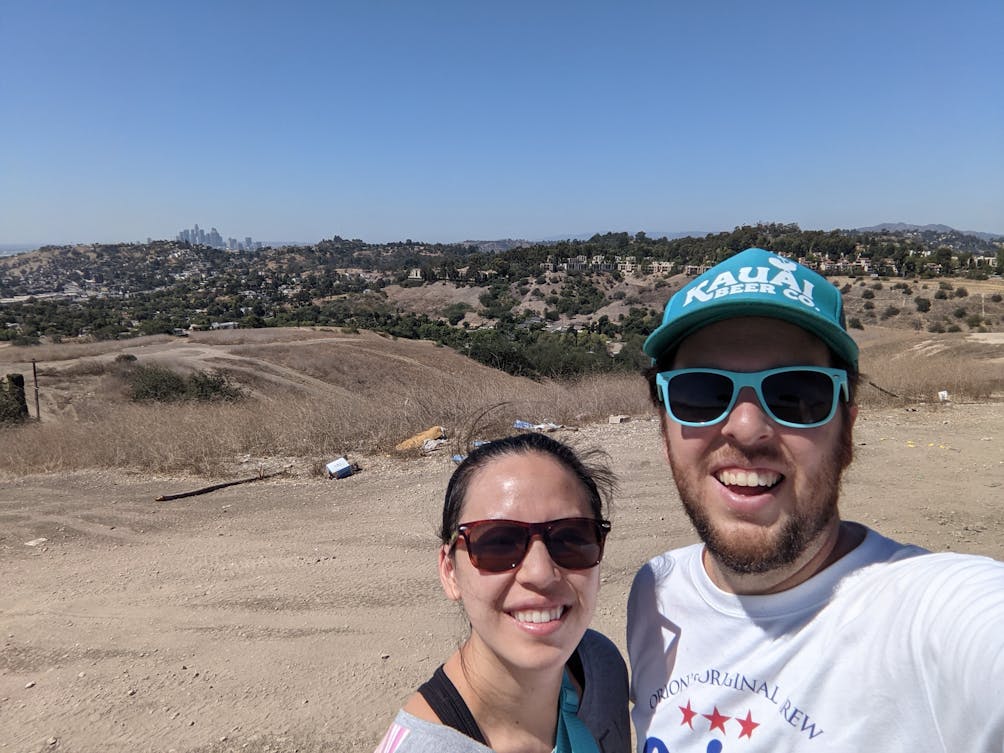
[439,545,462,601]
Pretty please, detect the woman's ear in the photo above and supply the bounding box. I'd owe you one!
[439,545,462,601]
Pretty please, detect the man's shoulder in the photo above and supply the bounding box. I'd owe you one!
[851,524,1002,575]
[632,542,703,583]
[847,527,1004,604]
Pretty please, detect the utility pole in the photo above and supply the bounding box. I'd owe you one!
[32,358,40,421]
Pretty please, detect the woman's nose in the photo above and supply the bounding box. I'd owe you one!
[515,537,560,584]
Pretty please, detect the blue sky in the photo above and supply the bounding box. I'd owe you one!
[3,0,1002,246]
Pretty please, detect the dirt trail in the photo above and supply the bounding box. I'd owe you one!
[2,402,1003,752]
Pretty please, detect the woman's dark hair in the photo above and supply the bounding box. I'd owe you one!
[439,433,616,545]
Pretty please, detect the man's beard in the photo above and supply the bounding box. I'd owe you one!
[671,417,854,575]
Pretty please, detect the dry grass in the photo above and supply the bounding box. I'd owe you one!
[0,331,656,476]
[855,328,1004,406]
[0,327,1000,477]
[2,335,175,363]
[0,379,649,476]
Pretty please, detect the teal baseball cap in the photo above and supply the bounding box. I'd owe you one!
[643,247,858,368]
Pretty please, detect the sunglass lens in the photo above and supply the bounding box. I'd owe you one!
[546,519,604,569]
[762,370,835,425]
[466,522,527,572]
[668,372,734,424]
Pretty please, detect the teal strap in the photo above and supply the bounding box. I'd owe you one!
[554,671,600,753]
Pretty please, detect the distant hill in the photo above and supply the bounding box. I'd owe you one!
[855,223,1004,241]
[0,244,40,257]
[459,239,535,253]
[1,223,1001,361]
[539,230,711,242]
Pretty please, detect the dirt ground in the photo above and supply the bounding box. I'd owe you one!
[2,401,1003,753]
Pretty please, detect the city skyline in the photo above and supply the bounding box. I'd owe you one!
[3,1,1002,246]
[175,224,262,252]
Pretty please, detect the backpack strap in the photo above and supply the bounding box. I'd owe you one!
[554,670,601,753]
[417,665,488,745]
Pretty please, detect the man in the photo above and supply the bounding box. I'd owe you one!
[627,247,1004,752]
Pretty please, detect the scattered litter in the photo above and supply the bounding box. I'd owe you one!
[395,426,446,452]
[608,415,630,424]
[450,438,493,464]
[326,457,361,479]
[513,419,566,432]
[421,438,449,454]
[938,390,950,402]
[24,538,47,547]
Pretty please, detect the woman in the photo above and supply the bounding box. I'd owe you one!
[375,433,629,753]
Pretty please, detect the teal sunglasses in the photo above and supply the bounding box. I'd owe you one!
[656,366,849,429]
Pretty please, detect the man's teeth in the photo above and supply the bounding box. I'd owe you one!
[512,606,565,623]
[716,470,781,488]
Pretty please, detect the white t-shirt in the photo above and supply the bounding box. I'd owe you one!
[627,526,1004,752]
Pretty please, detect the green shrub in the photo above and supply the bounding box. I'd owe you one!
[127,365,187,402]
[914,297,931,313]
[127,365,243,403]
[185,371,244,402]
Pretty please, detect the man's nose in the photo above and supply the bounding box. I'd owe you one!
[720,386,775,444]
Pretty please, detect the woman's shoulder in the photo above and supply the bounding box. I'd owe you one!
[576,630,631,753]
[577,628,628,695]
[578,628,626,668]
[374,710,492,753]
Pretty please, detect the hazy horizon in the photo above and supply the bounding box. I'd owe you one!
[3,2,1002,245]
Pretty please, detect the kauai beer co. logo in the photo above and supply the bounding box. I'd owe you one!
[683,255,819,311]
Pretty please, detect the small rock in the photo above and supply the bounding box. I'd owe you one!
[25,681,36,688]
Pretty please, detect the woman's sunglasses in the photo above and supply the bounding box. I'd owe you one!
[449,517,611,573]
[656,366,849,429]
